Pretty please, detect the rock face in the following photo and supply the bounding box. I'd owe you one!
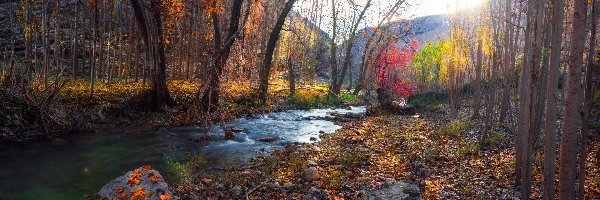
[98,166,171,200]
[364,182,423,200]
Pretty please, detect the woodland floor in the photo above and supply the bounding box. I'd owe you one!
[173,99,600,199]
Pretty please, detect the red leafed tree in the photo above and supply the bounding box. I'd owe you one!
[371,39,419,100]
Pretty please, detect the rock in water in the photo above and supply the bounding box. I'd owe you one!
[98,166,171,200]
[225,131,235,140]
[257,136,279,142]
[302,167,320,181]
[230,127,246,133]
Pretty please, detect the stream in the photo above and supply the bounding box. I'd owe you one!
[0,106,365,200]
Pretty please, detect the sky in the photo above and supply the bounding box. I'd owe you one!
[406,0,487,18]
[295,0,486,37]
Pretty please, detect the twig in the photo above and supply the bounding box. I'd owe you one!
[245,180,270,200]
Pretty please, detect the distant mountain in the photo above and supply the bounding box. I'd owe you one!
[350,14,450,65]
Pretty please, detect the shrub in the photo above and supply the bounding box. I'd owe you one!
[408,92,448,110]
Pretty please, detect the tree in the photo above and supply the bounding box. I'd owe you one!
[578,0,598,198]
[331,0,373,95]
[328,0,339,96]
[542,0,565,198]
[198,0,251,113]
[371,40,418,102]
[558,0,587,198]
[130,0,175,110]
[257,0,298,103]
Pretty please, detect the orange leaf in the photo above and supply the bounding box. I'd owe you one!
[159,193,171,200]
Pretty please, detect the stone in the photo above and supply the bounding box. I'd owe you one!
[309,137,318,141]
[302,167,320,181]
[319,130,325,134]
[231,185,243,196]
[283,182,294,189]
[257,136,279,142]
[230,127,246,133]
[311,146,321,152]
[97,167,171,200]
[356,177,369,182]
[363,182,423,200]
[303,187,326,200]
[385,178,394,187]
[269,182,282,189]
[307,160,318,166]
[201,178,213,184]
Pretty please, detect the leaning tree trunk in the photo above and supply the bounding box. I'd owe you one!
[257,0,297,103]
[200,0,247,112]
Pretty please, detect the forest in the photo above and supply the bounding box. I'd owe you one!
[0,0,598,199]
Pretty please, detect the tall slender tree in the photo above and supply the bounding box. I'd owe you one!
[558,0,587,198]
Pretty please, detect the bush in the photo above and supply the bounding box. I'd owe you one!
[438,121,463,138]
[408,92,448,110]
[288,90,343,109]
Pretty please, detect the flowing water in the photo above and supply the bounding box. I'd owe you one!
[0,106,365,200]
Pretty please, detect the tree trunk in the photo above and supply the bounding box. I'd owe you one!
[473,38,483,119]
[257,0,297,102]
[332,0,372,95]
[558,0,587,198]
[542,0,564,199]
[130,0,174,110]
[328,0,338,96]
[578,0,598,198]
[200,0,248,112]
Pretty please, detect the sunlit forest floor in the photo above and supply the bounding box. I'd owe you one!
[0,79,348,142]
[171,97,600,199]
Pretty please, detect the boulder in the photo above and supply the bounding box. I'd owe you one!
[364,182,422,200]
[98,166,171,200]
[302,167,320,181]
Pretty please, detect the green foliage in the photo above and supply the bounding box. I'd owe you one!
[164,152,205,185]
[234,92,260,107]
[320,168,345,189]
[438,121,464,138]
[288,154,308,174]
[340,93,358,103]
[457,139,478,156]
[288,90,343,109]
[408,92,448,110]
[412,40,446,87]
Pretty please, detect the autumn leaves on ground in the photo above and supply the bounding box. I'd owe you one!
[169,96,600,199]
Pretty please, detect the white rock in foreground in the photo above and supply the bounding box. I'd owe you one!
[98,166,172,200]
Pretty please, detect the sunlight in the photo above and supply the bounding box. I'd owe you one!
[407,0,487,17]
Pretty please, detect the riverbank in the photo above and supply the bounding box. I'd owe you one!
[0,79,358,143]
[168,98,599,199]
